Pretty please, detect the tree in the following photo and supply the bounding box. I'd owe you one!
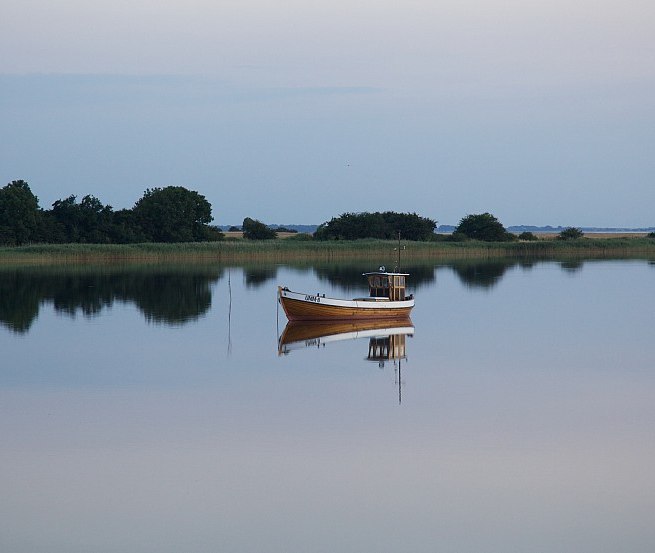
[242,217,277,239]
[557,227,584,240]
[50,195,80,242]
[49,194,116,243]
[109,209,147,243]
[454,213,512,242]
[79,195,115,243]
[0,180,40,245]
[133,186,215,242]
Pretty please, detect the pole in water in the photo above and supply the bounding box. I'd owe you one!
[227,268,232,356]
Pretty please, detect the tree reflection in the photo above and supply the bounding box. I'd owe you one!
[450,261,511,289]
[313,263,437,291]
[131,272,218,324]
[243,266,278,288]
[560,260,584,273]
[0,266,223,333]
[0,270,41,333]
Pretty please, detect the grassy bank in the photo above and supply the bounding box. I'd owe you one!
[1,237,654,265]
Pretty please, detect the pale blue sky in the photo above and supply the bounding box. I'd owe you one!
[2,0,654,226]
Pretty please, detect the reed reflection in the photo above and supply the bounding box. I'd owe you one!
[278,318,413,403]
[0,266,223,333]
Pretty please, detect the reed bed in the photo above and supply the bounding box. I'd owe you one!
[1,237,654,265]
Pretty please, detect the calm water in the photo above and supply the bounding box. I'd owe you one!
[1,258,654,553]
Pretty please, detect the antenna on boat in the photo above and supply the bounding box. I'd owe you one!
[394,231,405,272]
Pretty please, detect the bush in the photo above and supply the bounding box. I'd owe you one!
[242,217,277,240]
[202,225,225,241]
[314,211,436,241]
[285,232,313,241]
[518,231,539,241]
[449,232,469,242]
[428,233,450,242]
[557,227,584,240]
[648,231,655,238]
[454,213,510,242]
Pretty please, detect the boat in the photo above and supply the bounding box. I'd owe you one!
[277,267,414,321]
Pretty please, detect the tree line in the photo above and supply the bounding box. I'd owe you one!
[1,179,599,246]
[314,211,587,242]
[0,180,222,245]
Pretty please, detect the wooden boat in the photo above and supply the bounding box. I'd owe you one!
[278,269,414,321]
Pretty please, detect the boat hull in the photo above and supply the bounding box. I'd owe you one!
[278,287,414,321]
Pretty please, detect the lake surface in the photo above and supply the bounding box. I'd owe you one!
[1,258,654,553]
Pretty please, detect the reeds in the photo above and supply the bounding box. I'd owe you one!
[1,237,654,265]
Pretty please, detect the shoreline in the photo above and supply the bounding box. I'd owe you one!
[1,237,654,265]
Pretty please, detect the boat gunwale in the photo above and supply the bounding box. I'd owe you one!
[278,287,414,310]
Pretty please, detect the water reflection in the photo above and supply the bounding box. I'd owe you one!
[278,318,414,354]
[3,258,655,553]
[307,260,514,292]
[0,265,223,333]
[560,260,584,273]
[278,318,414,403]
[314,263,438,291]
[243,266,278,288]
[450,261,511,289]
[3,258,653,335]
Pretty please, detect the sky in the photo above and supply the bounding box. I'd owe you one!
[1,0,654,227]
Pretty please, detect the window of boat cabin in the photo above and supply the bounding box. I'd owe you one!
[390,275,406,301]
[368,274,406,299]
[368,275,389,297]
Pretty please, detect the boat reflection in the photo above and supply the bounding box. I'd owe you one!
[278,318,414,403]
[278,318,414,355]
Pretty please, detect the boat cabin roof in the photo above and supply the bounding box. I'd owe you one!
[362,271,409,277]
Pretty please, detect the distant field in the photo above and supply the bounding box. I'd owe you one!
[536,232,649,239]
[205,230,654,241]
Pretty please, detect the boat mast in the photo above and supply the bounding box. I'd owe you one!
[394,231,404,272]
